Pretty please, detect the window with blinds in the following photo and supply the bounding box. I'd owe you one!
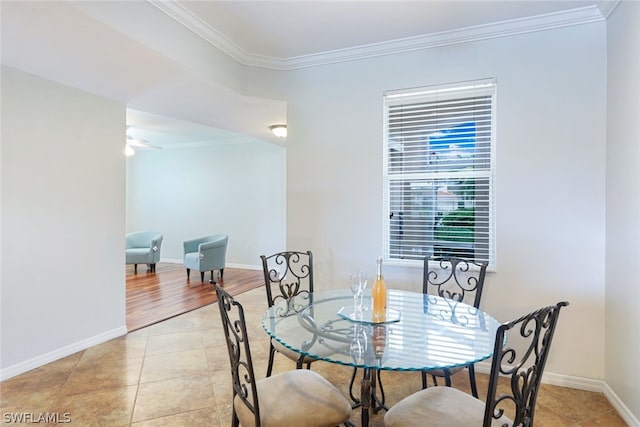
[383,79,495,267]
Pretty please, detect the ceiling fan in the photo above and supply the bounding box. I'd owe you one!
[125,126,162,156]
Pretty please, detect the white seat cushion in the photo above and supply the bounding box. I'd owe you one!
[234,369,352,427]
[384,386,512,427]
[272,338,319,365]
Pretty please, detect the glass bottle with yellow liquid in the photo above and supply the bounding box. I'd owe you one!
[371,257,387,322]
[373,324,387,361]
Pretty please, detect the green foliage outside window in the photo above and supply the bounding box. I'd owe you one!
[434,207,475,257]
[434,208,475,243]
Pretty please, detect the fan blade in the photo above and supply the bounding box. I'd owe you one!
[126,138,162,150]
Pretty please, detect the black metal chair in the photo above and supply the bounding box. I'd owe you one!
[421,256,488,397]
[215,284,353,427]
[260,250,317,377]
[384,301,569,427]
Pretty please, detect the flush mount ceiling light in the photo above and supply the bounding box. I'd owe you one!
[269,124,287,138]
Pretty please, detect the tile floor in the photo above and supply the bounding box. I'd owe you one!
[1,288,627,426]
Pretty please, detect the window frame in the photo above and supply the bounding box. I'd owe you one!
[382,79,496,269]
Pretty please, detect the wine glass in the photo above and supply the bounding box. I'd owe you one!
[357,269,368,312]
[349,269,368,318]
[349,273,363,318]
[349,324,366,364]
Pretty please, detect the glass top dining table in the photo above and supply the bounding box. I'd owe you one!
[262,288,501,426]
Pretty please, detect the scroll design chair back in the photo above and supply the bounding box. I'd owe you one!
[215,284,353,427]
[215,284,260,427]
[260,250,315,376]
[384,301,569,427]
[484,301,569,426]
[422,256,489,396]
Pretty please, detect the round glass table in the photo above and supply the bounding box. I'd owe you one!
[262,289,501,426]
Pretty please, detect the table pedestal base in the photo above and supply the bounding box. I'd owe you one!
[355,368,387,426]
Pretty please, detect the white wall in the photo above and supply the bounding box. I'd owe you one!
[126,140,286,267]
[283,23,607,381]
[1,67,127,379]
[606,1,640,423]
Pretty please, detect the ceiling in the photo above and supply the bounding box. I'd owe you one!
[178,0,606,61]
[1,1,615,148]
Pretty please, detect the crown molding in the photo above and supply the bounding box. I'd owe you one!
[275,5,607,70]
[149,1,609,71]
[148,0,249,64]
[597,0,621,19]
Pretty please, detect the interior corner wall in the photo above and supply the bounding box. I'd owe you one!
[1,66,127,379]
[605,1,640,423]
[281,23,607,381]
[125,140,286,268]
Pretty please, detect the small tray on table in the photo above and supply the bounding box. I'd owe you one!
[337,306,401,324]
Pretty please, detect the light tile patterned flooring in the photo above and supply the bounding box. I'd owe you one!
[1,288,628,426]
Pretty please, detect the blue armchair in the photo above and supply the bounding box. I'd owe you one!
[183,234,229,283]
[126,231,163,273]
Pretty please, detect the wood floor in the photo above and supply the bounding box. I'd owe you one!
[126,262,264,331]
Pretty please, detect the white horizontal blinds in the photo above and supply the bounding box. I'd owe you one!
[383,80,495,264]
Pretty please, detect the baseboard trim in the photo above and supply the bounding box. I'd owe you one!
[159,258,262,271]
[474,362,638,425]
[0,326,127,381]
[227,262,262,271]
[604,382,640,427]
[474,361,602,391]
[540,371,604,392]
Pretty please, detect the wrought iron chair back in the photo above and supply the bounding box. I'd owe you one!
[421,255,489,395]
[215,284,260,427]
[260,250,315,376]
[383,301,569,427]
[261,250,314,312]
[423,256,488,308]
[484,301,569,427]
